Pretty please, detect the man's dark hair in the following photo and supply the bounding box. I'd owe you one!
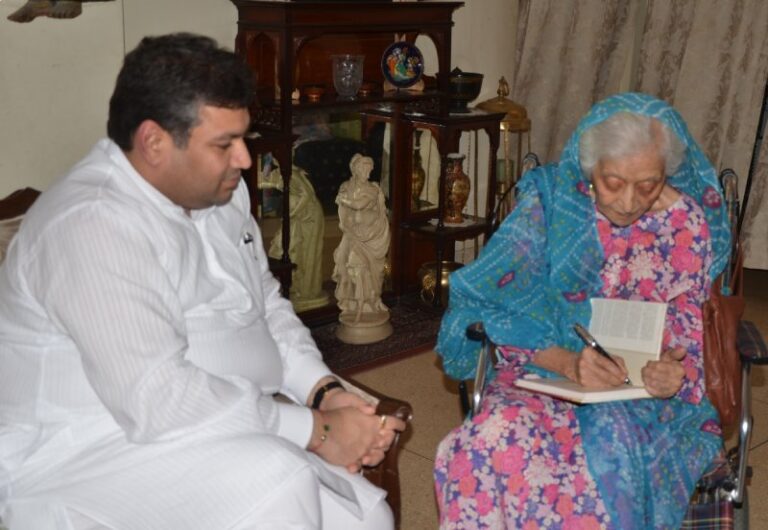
[107,33,254,150]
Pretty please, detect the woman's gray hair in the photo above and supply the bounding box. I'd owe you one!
[579,112,686,177]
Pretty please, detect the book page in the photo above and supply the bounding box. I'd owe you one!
[516,375,652,404]
[590,298,667,356]
[608,348,657,385]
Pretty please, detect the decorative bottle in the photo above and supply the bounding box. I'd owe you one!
[443,154,470,224]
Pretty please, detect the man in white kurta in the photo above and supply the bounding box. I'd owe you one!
[0,33,400,530]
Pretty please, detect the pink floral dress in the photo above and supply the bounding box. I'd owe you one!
[434,194,722,529]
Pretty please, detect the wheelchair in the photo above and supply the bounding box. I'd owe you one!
[457,161,767,529]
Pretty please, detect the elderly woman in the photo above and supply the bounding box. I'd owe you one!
[434,93,731,529]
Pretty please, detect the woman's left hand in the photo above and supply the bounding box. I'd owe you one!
[641,347,686,398]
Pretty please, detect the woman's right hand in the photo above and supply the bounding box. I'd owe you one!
[573,346,630,388]
[532,346,628,389]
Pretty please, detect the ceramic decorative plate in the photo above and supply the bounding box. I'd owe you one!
[381,41,424,89]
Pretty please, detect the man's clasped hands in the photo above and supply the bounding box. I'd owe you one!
[308,378,407,473]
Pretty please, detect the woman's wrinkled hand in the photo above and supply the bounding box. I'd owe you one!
[573,346,630,389]
[642,347,686,398]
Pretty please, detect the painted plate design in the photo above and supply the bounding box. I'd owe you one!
[381,41,424,89]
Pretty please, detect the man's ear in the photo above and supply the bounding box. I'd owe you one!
[132,120,172,167]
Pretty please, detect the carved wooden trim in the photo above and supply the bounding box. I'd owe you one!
[0,187,41,220]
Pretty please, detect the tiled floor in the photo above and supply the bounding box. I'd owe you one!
[353,268,768,529]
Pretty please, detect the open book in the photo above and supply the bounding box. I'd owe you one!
[515,298,668,404]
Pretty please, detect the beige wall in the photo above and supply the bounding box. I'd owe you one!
[0,0,238,197]
[427,0,517,261]
[0,0,513,199]
[122,0,237,52]
[0,0,123,196]
[450,0,517,106]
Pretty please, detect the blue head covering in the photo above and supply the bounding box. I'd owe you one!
[437,92,731,380]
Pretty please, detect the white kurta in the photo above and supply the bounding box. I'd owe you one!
[0,139,383,529]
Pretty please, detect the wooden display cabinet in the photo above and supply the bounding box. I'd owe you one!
[230,0,468,309]
[361,108,504,302]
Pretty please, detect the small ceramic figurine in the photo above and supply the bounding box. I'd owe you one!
[332,154,393,344]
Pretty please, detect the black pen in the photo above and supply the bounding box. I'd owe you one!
[573,323,632,386]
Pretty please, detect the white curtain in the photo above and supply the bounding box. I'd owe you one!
[510,0,768,269]
[634,0,768,270]
[511,0,636,162]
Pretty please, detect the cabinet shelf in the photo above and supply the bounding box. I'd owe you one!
[288,89,443,111]
[402,215,491,241]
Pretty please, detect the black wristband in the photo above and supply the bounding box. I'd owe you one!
[311,381,344,410]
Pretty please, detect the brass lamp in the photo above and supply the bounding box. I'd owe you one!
[476,77,530,220]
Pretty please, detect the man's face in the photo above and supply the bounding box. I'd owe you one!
[165,105,251,210]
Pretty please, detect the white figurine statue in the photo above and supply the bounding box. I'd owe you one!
[265,166,330,312]
[332,154,393,344]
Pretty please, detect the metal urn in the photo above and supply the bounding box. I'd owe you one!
[417,260,463,307]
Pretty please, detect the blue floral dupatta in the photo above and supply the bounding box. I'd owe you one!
[436,93,731,529]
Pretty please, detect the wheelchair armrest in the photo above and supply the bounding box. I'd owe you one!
[738,320,768,365]
[464,322,497,416]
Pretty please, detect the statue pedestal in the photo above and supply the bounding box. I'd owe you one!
[336,310,393,345]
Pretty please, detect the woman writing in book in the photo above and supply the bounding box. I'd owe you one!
[434,93,731,529]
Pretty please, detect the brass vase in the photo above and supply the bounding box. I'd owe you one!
[444,154,470,224]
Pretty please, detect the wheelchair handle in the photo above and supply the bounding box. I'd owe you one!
[466,322,486,342]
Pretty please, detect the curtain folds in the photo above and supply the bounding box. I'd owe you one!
[742,100,768,269]
[512,0,635,163]
[636,0,768,269]
[511,0,768,269]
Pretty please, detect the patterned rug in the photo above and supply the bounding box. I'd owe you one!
[311,294,443,375]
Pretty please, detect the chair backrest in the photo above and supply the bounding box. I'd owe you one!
[702,169,746,428]
[0,188,41,264]
[719,169,740,291]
